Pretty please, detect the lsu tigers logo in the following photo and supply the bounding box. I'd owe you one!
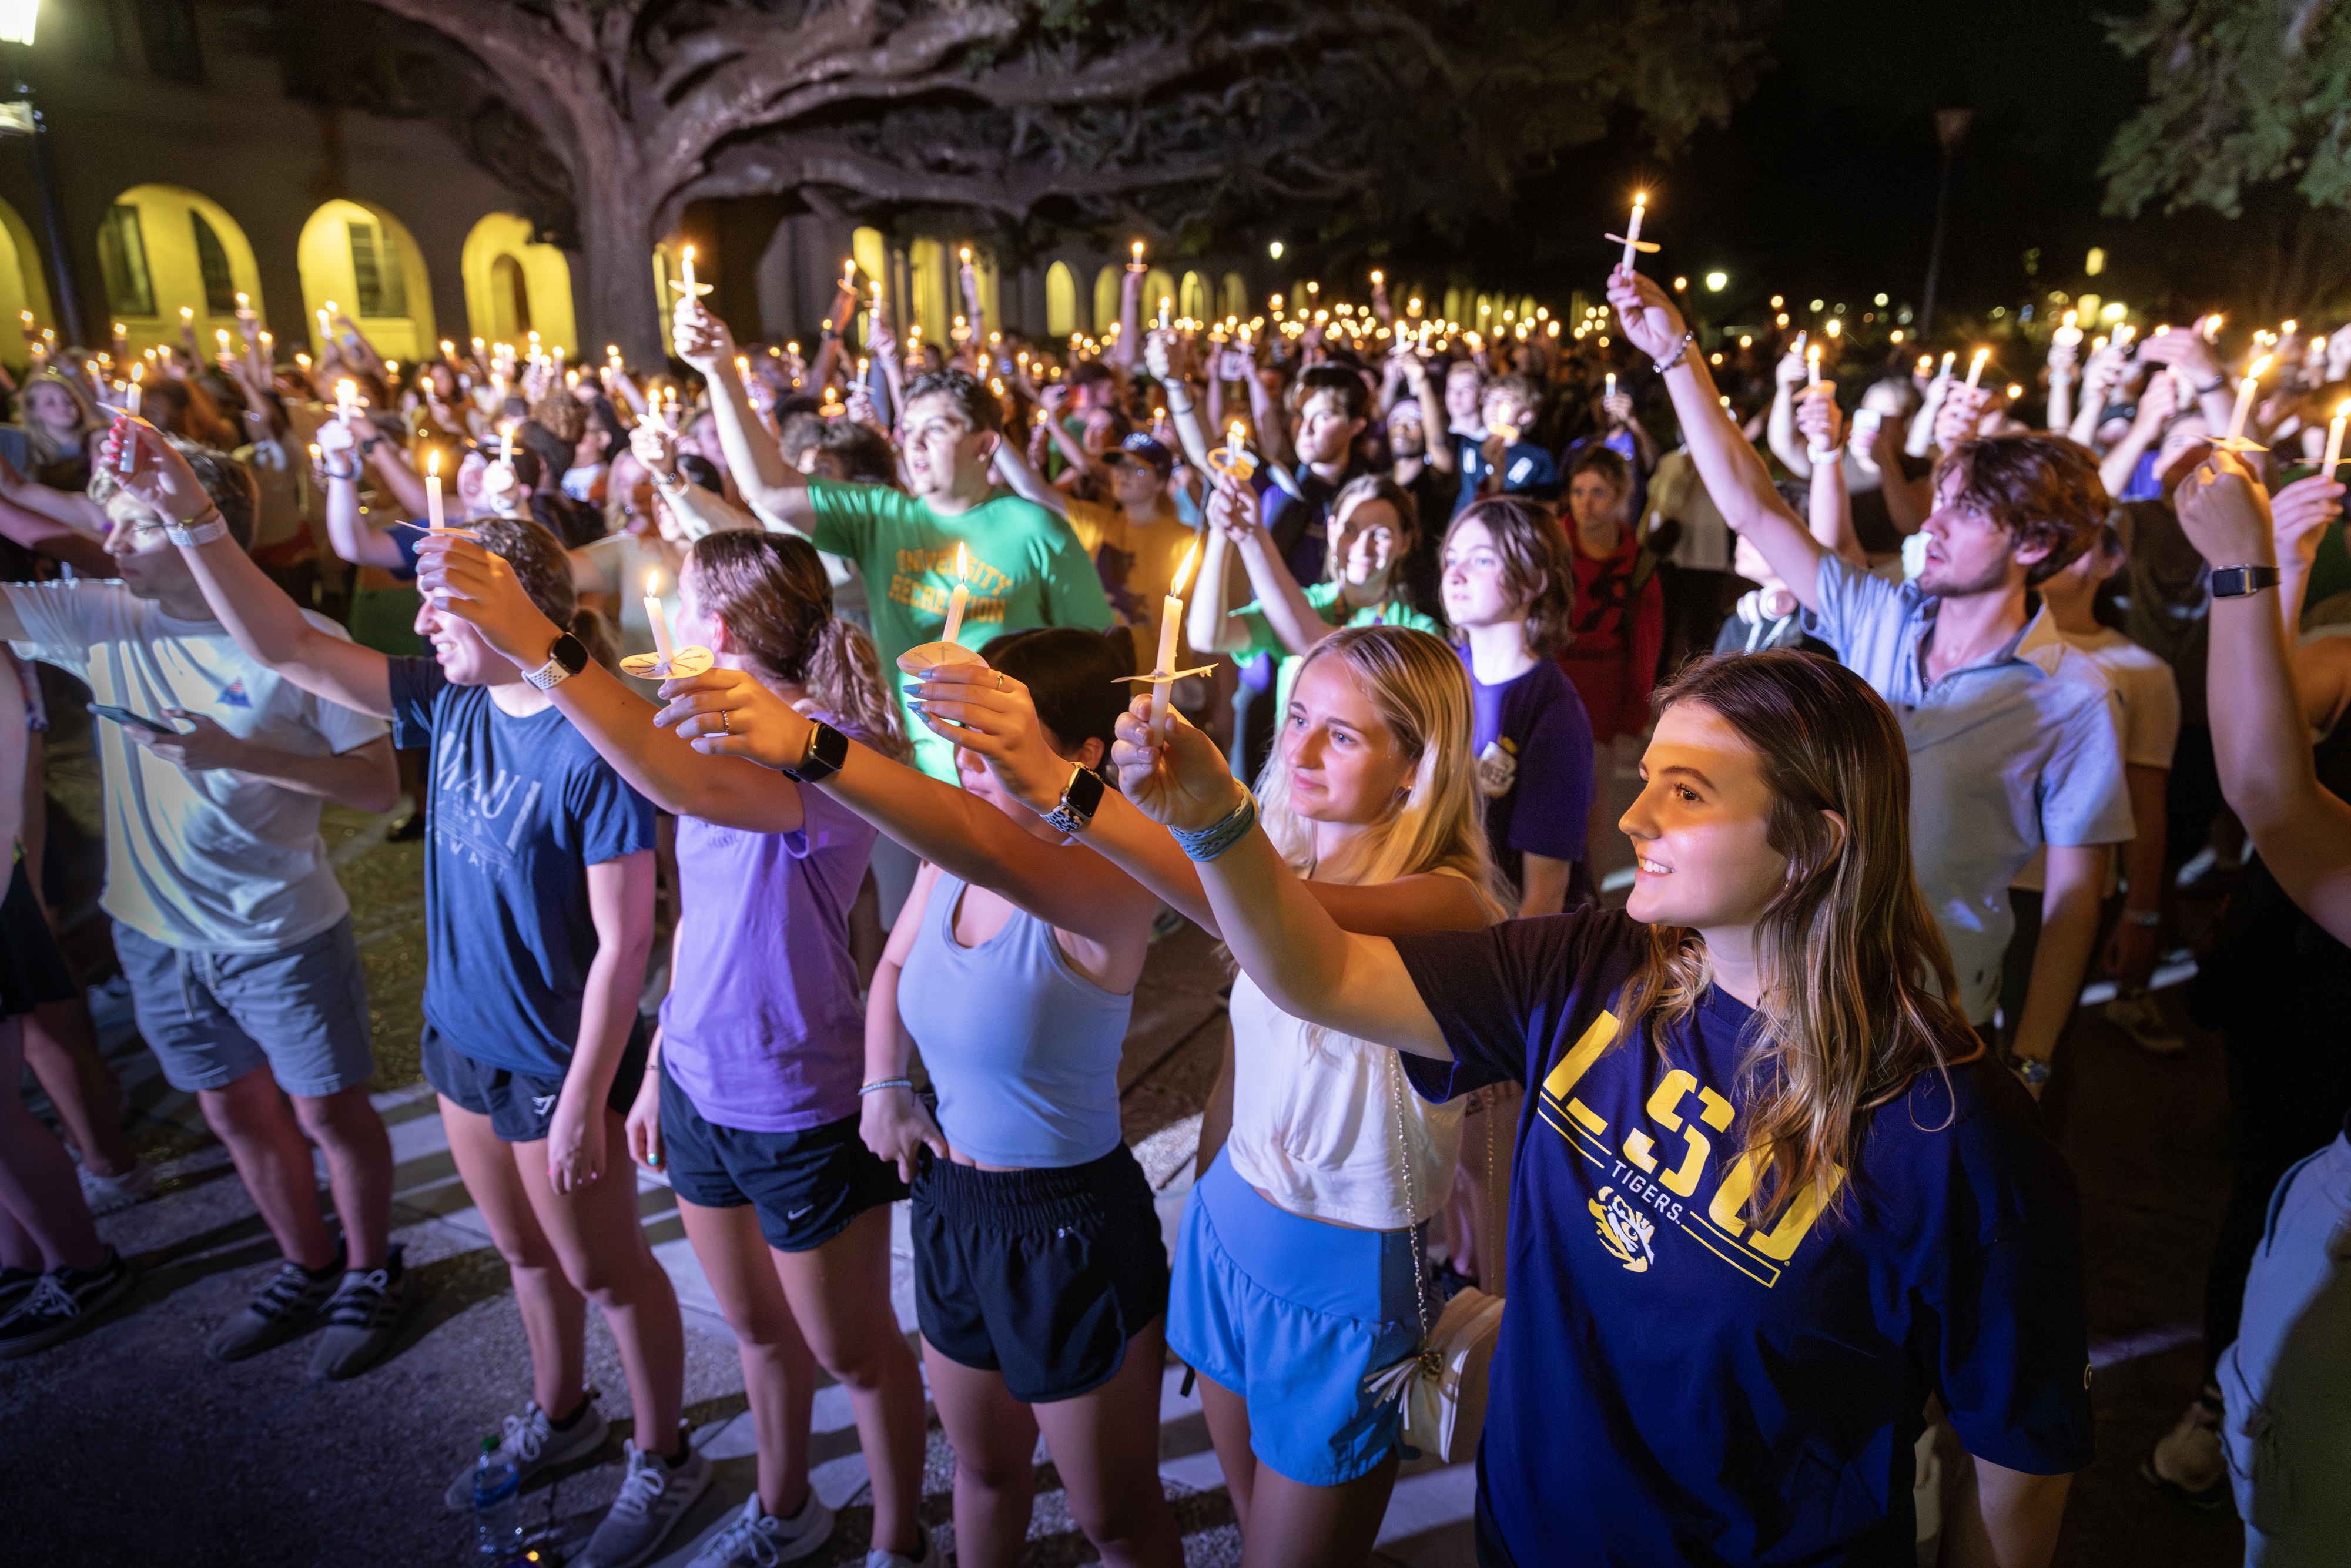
[1589,1185,1656,1273]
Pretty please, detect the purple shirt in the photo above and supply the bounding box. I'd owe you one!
[1461,647,1595,891]
[658,751,879,1133]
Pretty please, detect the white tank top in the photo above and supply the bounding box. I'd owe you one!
[1223,969,1462,1231]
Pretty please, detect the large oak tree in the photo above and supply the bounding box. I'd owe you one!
[333,0,1771,358]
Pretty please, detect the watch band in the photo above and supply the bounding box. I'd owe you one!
[1043,763,1107,835]
[2008,1054,2051,1087]
[782,721,849,783]
[2210,564,2281,599]
[525,632,588,691]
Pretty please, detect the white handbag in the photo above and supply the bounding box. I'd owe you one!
[1364,1055,1506,1466]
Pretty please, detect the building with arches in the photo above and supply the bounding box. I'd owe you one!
[463,213,577,356]
[298,200,436,363]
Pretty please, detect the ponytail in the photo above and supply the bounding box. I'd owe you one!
[806,616,910,762]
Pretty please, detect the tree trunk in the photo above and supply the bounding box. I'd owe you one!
[565,119,667,366]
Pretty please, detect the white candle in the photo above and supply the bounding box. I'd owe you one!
[681,246,698,296]
[500,422,515,466]
[2226,355,2273,444]
[2325,400,2351,478]
[644,569,675,666]
[426,450,445,530]
[1806,346,1821,388]
[337,378,357,422]
[1964,349,1988,389]
[1152,542,1200,742]
[942,543,970,645]
[1620,194,1646,271]
[125,366,142,417]
[1158,296,1171,330]
[1606,371,1617,401]
[1938,351,1955,378]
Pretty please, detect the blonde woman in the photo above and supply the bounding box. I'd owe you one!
[1110,649,2094,1568]
[900,626,1505,1567]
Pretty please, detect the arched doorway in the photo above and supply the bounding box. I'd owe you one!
[0,196,52,367]
[297,199,436,363]
[1091,266,1121,343]
[461,213,577,356]
[1178,271,1210,324]
[98,184,263,359]
[1220,272,1249,322]
[1046,262,1077,338]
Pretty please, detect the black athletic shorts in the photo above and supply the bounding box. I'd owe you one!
[910,1142,1169,1403]
[421,1018,649,1144]
[657,1059,907,1252]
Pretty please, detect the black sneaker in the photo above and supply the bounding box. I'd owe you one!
[0,1248,135,1359]
[205,1252,340,1362]
[307,1245,416,1381]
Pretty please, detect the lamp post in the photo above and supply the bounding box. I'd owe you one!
[0,2,81,349]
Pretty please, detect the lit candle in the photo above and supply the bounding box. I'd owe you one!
[426,449,446,530]
[1964,349,1989,389]
[119,367,142,474]
[1938,351,1955,378]
[214,328,230,355]
[681,246,698,296]
[2325,398,2350,477]
[2226,354,2274,444]
[337,378,357,421]
[126,364,142,417]
[1158,296,1172,330]
[941,543,970,646]
[1130,240,1146,272]
[1806,346,1821,388]
[1917,354,1933,376]
[500,421,515,465]
[1151,542,1200,742]
[644,569,675,668]
[1606,371,1618,401]
[179,306,193,327]
[1620,193,1646,271]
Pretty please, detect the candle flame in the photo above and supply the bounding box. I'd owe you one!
[645,569,662,598]
[682,245,695,264]
[2247,354,2274,380]
[1633,191,1646,209]
[1131,241,1144,260]
[1970,349,1989,369]
[2337,399,2350,420]
[1171,541,1199,597]
[955,542,968,582]
[1228,420,1247,445]
[429,450,440,477]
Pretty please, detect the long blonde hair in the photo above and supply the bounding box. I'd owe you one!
[1611,651,1982,1228]
[1254,625,1509,920]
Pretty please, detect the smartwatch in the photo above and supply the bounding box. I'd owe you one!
[1043,763,1107,836]
[525,632,589,691]
[783,720,850,783]
[2210,564,2280,599]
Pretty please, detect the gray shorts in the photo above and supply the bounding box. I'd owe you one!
[114,917,374,1098]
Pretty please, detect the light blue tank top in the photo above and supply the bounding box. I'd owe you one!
[895,872,1131,1168]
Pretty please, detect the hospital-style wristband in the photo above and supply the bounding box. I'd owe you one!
[167,509,228,547]
[1173,788,1259,863]
[859,1078,915,1097]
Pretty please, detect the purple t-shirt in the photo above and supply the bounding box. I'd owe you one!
[1461,647,1595,891]
[657,736,880,1133]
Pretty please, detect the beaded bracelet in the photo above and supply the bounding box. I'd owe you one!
[859,1077,915,1097]
[167,509,228,548]
[1171,787,1259,863]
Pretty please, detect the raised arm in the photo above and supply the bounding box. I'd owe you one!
[651,664,1157,943]
[2098,374,2175,500]
[1606,269,1829,611]
[1191,474,1337,654]
[106,423,393,718]
[989,431,1071,521]
[1767,345,1814,478]
[2175,453,2351,937]
[672,300,812,531]
[316,417,411,571]
[361,429,429,519]
[416,533,808,834]
[1147,331,1215,475]
[1793,389,1866,565]
[1398,351,1455,476]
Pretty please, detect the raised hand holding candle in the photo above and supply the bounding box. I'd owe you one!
[125,364,142,417]
[2225,354,2274,445]
[1806,346,1821,388]
[1619,193,1645,270]
[1158,296,1172,331]
[1964,350,1988,389]
[426,450,446,530]
[337,378,358,421]
[1151,542,1200,742]
[942,543,970,646]
[1938,351,1955,379]
[1130,240,1146,273]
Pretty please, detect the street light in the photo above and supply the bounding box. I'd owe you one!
[1704,272,1727,292]
[0,0,75,346]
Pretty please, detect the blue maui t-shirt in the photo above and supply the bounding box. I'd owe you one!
[1461,648,1595,893]
[389,657,657,1076]
[1392,909,2094,1567]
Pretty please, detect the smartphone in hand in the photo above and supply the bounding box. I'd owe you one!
[88,702,179,734]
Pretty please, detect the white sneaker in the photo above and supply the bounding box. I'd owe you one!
[687,1489,835,1566]
[440,1396,609,1510]
[865,1525,939,1568]
[78,1160,156,1215]
[577,1434,712,1568]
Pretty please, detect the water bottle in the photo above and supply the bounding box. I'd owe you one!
[471,1435,522,1563]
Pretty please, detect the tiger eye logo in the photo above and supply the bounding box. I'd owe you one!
[1589,1185,1655,1273]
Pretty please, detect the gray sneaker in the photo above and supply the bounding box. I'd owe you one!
[863,1525,939,1568]
[576,1435,712,1568]
[78,1159,158,1216]
[440,1396,609,1511]
[686,1489,835,1567]
[205,1255,339,1362]
[306,1245,415,1381]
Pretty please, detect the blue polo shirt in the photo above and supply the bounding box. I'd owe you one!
[1809,555,2132,1022]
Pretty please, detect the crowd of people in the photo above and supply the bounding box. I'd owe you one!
[1,239,2345,1568]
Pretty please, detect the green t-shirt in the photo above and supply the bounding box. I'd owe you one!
[807,479,1115,779]
[1232,579,1444,725]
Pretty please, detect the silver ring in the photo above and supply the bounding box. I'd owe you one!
[716,708,730,736]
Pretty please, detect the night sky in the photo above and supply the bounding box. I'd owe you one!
[1400,0,2254,335]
